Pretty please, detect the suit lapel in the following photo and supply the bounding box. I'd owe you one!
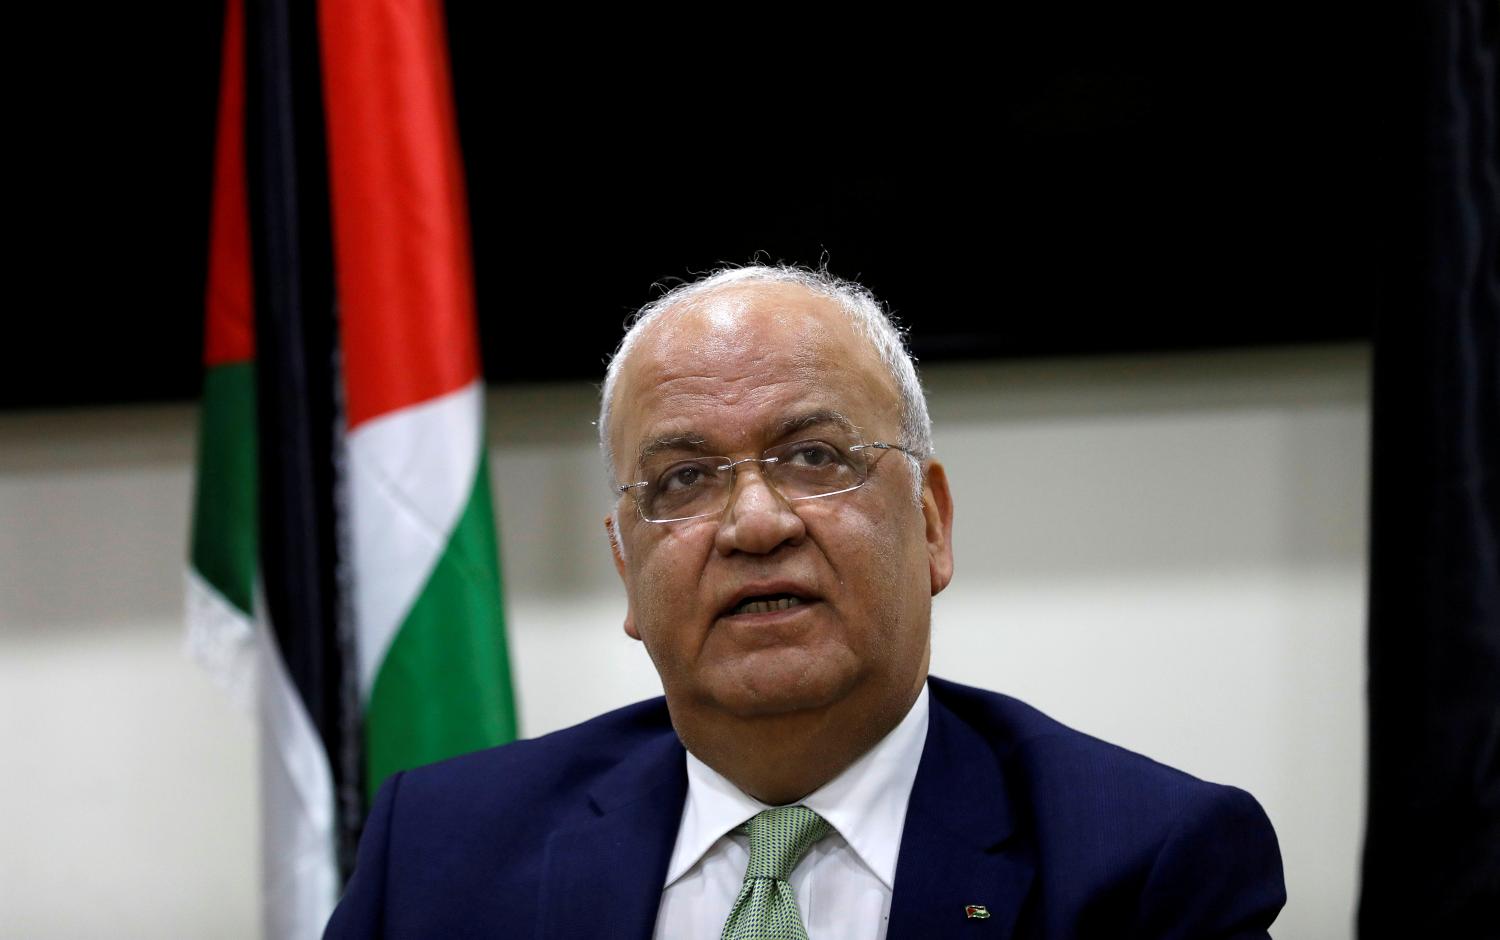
[888,689,1036,940]
[536,731,688,940]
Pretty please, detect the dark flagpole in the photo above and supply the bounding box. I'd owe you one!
[242,0,364,877]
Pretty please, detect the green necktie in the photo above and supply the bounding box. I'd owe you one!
[719,805,832,940]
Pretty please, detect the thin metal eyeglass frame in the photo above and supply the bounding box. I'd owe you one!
[615,440,924,525]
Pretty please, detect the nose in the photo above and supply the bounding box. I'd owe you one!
[713,462,806,556]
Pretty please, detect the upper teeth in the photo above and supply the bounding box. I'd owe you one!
[735,596,804,615]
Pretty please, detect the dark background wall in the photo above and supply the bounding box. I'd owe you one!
[6,6,1376,410]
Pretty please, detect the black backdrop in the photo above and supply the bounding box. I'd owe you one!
[7,7,1376,410]
[1361,2,1499,935]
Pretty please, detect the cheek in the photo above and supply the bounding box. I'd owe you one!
[827,508,919,615]
[839,491,923,564]
[626,529,711,643]
[841,503,932,643]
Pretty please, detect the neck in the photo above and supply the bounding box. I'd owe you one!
[672,673,926,805]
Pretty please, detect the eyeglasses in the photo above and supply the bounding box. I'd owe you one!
[617,438,923,524]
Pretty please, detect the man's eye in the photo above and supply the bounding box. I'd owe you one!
[660,465,707,491]
[787,443,839,467]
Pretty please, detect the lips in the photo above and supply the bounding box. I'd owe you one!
[732,595,806,615]
[719,582,821,619]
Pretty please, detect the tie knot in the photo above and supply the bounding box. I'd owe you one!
[741,806,832,881]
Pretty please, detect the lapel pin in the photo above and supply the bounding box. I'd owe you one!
[965,904,991,920]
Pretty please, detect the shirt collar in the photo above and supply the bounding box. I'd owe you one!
[664,681,930,890]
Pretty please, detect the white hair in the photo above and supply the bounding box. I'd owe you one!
[598,264,934,508]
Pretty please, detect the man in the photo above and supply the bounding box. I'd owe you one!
[325,265,1285,938]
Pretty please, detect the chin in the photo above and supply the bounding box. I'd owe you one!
[708,657,861,719]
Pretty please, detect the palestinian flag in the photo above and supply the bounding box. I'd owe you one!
[188,0,516,935]
[188,2,346,934]
[319,0,518,801]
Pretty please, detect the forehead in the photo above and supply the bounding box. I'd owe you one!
[611,283,900,464]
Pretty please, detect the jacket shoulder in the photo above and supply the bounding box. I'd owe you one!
[927,675,1244,806]
[405,695,675,791]
[395,694,677,815]
[326,696,682,938]
[925,676,1285,935]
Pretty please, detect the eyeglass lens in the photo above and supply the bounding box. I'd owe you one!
[639,439,865,522]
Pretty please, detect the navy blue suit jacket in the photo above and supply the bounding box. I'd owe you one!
[325,677,1285,938]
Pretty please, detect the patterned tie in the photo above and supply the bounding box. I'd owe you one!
[718,805,833,940]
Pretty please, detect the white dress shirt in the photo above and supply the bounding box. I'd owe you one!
[652,683,930,940]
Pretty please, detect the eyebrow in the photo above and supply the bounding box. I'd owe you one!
[637,433,709,464]
[634,410,862,465]
[773,409,860,440]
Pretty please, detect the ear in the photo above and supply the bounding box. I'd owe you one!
[604,513,641,640]
[921,460,955,596]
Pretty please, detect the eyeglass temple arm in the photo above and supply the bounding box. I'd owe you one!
[851,441,926,459]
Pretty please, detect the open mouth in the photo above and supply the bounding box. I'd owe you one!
[728,593,809,616]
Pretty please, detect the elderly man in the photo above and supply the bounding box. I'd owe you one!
[325,266,1285,939]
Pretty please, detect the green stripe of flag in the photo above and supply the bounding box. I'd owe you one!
[190,362,257,616]
[363,453,517,800]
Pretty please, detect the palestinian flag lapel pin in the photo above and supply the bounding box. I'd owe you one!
[965,904,991,920]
